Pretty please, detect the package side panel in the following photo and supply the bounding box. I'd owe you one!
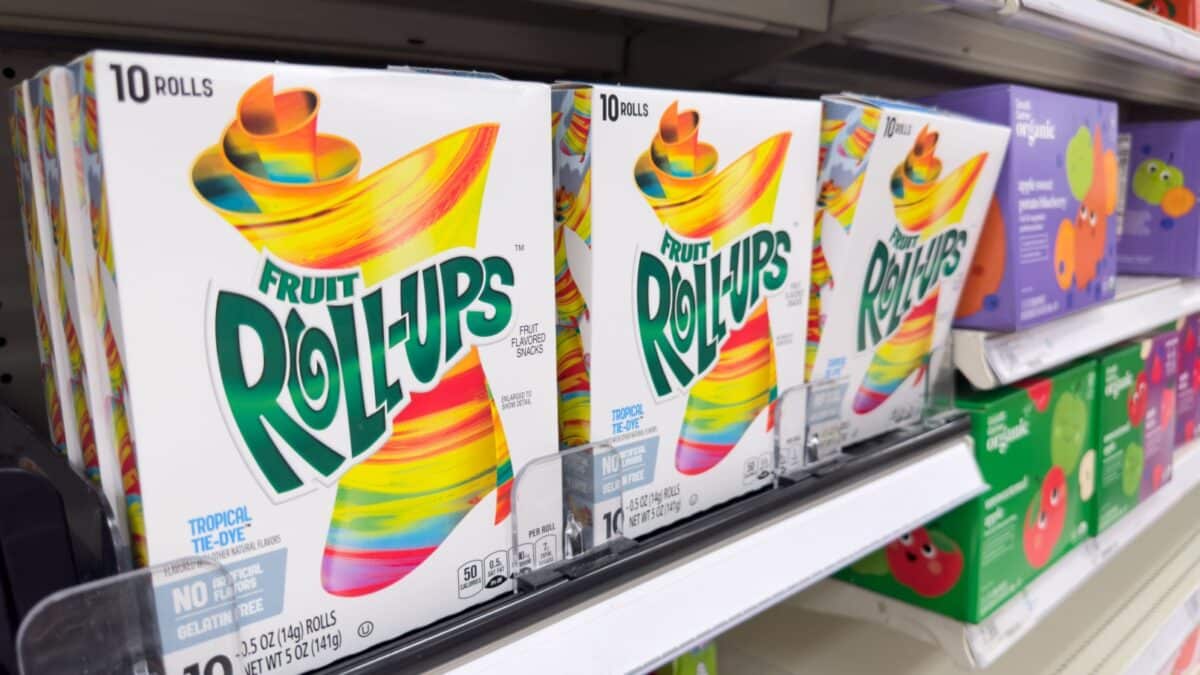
[24,77,86,472]
[48,66,131,550]
[70,54,148,565]
[8,84,68,453]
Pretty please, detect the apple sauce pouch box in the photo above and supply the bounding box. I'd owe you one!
[1177,314,1200,448]
[921,85,1119,331]
[70,51,559,673]
[551,84,818,543]
[807,94,1008,446]
[837,360,1096,623]
[1095,330,1180,533]
[8,81,81,470]
[1119,121,1200,277]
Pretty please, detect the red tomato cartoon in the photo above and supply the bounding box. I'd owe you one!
[1129,371,1149,427]
[1024,467,1068,568]
[886,528,964,598]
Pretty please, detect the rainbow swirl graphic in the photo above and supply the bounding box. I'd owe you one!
[853,289,938,414]
[819,118,845,169]
[554,183,591,447]
[838,108,879,163]
[891,126,988,239]
[561,89,591,159]
[634,101,790,475]
[192,76,510,597]
[36,76,101,484]
[9,86,69,455]
[852,126,988,414]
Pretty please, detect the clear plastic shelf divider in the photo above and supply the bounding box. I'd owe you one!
[774,377,849,482]
[510,441,627,589]
[921,343,959,429]
[18,557,243,675]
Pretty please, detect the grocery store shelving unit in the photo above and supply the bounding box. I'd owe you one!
[5,0,1200,673]
[790,444,1200,669]
[719,475,1200,674]
[954,277,1200,389]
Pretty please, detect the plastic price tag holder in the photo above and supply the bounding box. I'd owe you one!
[511,441,631,592]
[774,378,848,483]
[18,557,244,675]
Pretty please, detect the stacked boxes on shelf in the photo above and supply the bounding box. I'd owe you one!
[1119,121,1200,277]
[837,361,1096,623]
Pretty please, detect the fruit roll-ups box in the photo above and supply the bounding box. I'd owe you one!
[71,50,560,673]
[922,85,1119,331]
[35,66,132,551]
[1094,329,1179,533]
[838,360,1097,623]
[8,81,78,469]
[551,84,818,544]
[807,94,1009,446]
[1119,121,1200,277]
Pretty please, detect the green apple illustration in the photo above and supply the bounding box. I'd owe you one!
[1123,442,1144,497]
[1133,158,1185,206]
[1051,391,1088,472]
[1066,126,1095,201]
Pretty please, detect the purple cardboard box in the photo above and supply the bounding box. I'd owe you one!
[1119,121,1200,277]
[1177,314,1200,448]
[923,85,1119,332]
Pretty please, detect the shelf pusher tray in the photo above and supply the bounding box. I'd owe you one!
[12,350,984,674]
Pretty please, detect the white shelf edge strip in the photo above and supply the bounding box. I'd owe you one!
[443,434,983,675]
[1021,0,1200,65]
[954,278,1198,389]
[1125,582,1200,675]
[794,444,1200,670]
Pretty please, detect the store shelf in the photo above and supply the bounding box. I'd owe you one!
[953,277,1200,390]
[789,443,1200,670]
[306,423,982,674]
[1122,583,1200,675]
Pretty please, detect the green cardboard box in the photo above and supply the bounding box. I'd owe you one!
[838,360,1096,623]
[1094,329,1180,534]
[655,642,717,675]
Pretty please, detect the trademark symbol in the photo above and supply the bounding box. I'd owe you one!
[514,243,525,252]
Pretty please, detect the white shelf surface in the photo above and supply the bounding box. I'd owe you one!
[954,277,1200,390]
[425,434,983,675]
[1123,583,1200,675]
[791,443,1200,670]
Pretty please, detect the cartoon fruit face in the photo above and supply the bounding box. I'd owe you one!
[1053,217,1076,291]
[1079,449,1096,502]
[1051,390,1088,470]
[1024,467,1068,568]
[1128,371,1149,427]
[1133,158,1184,205]
[886,528,964,597]
[1123,442,1145,497]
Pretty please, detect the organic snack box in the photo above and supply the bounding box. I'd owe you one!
[1095,329,1180,533]
[922,84,1120,331]
[8,81,81,470]
[69,51,559,672]
[807,94,1008,445]
[839,360,1096,623]
[1178,314,1200,448]
[1119,121,1200,277]
[551,84,818,544]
